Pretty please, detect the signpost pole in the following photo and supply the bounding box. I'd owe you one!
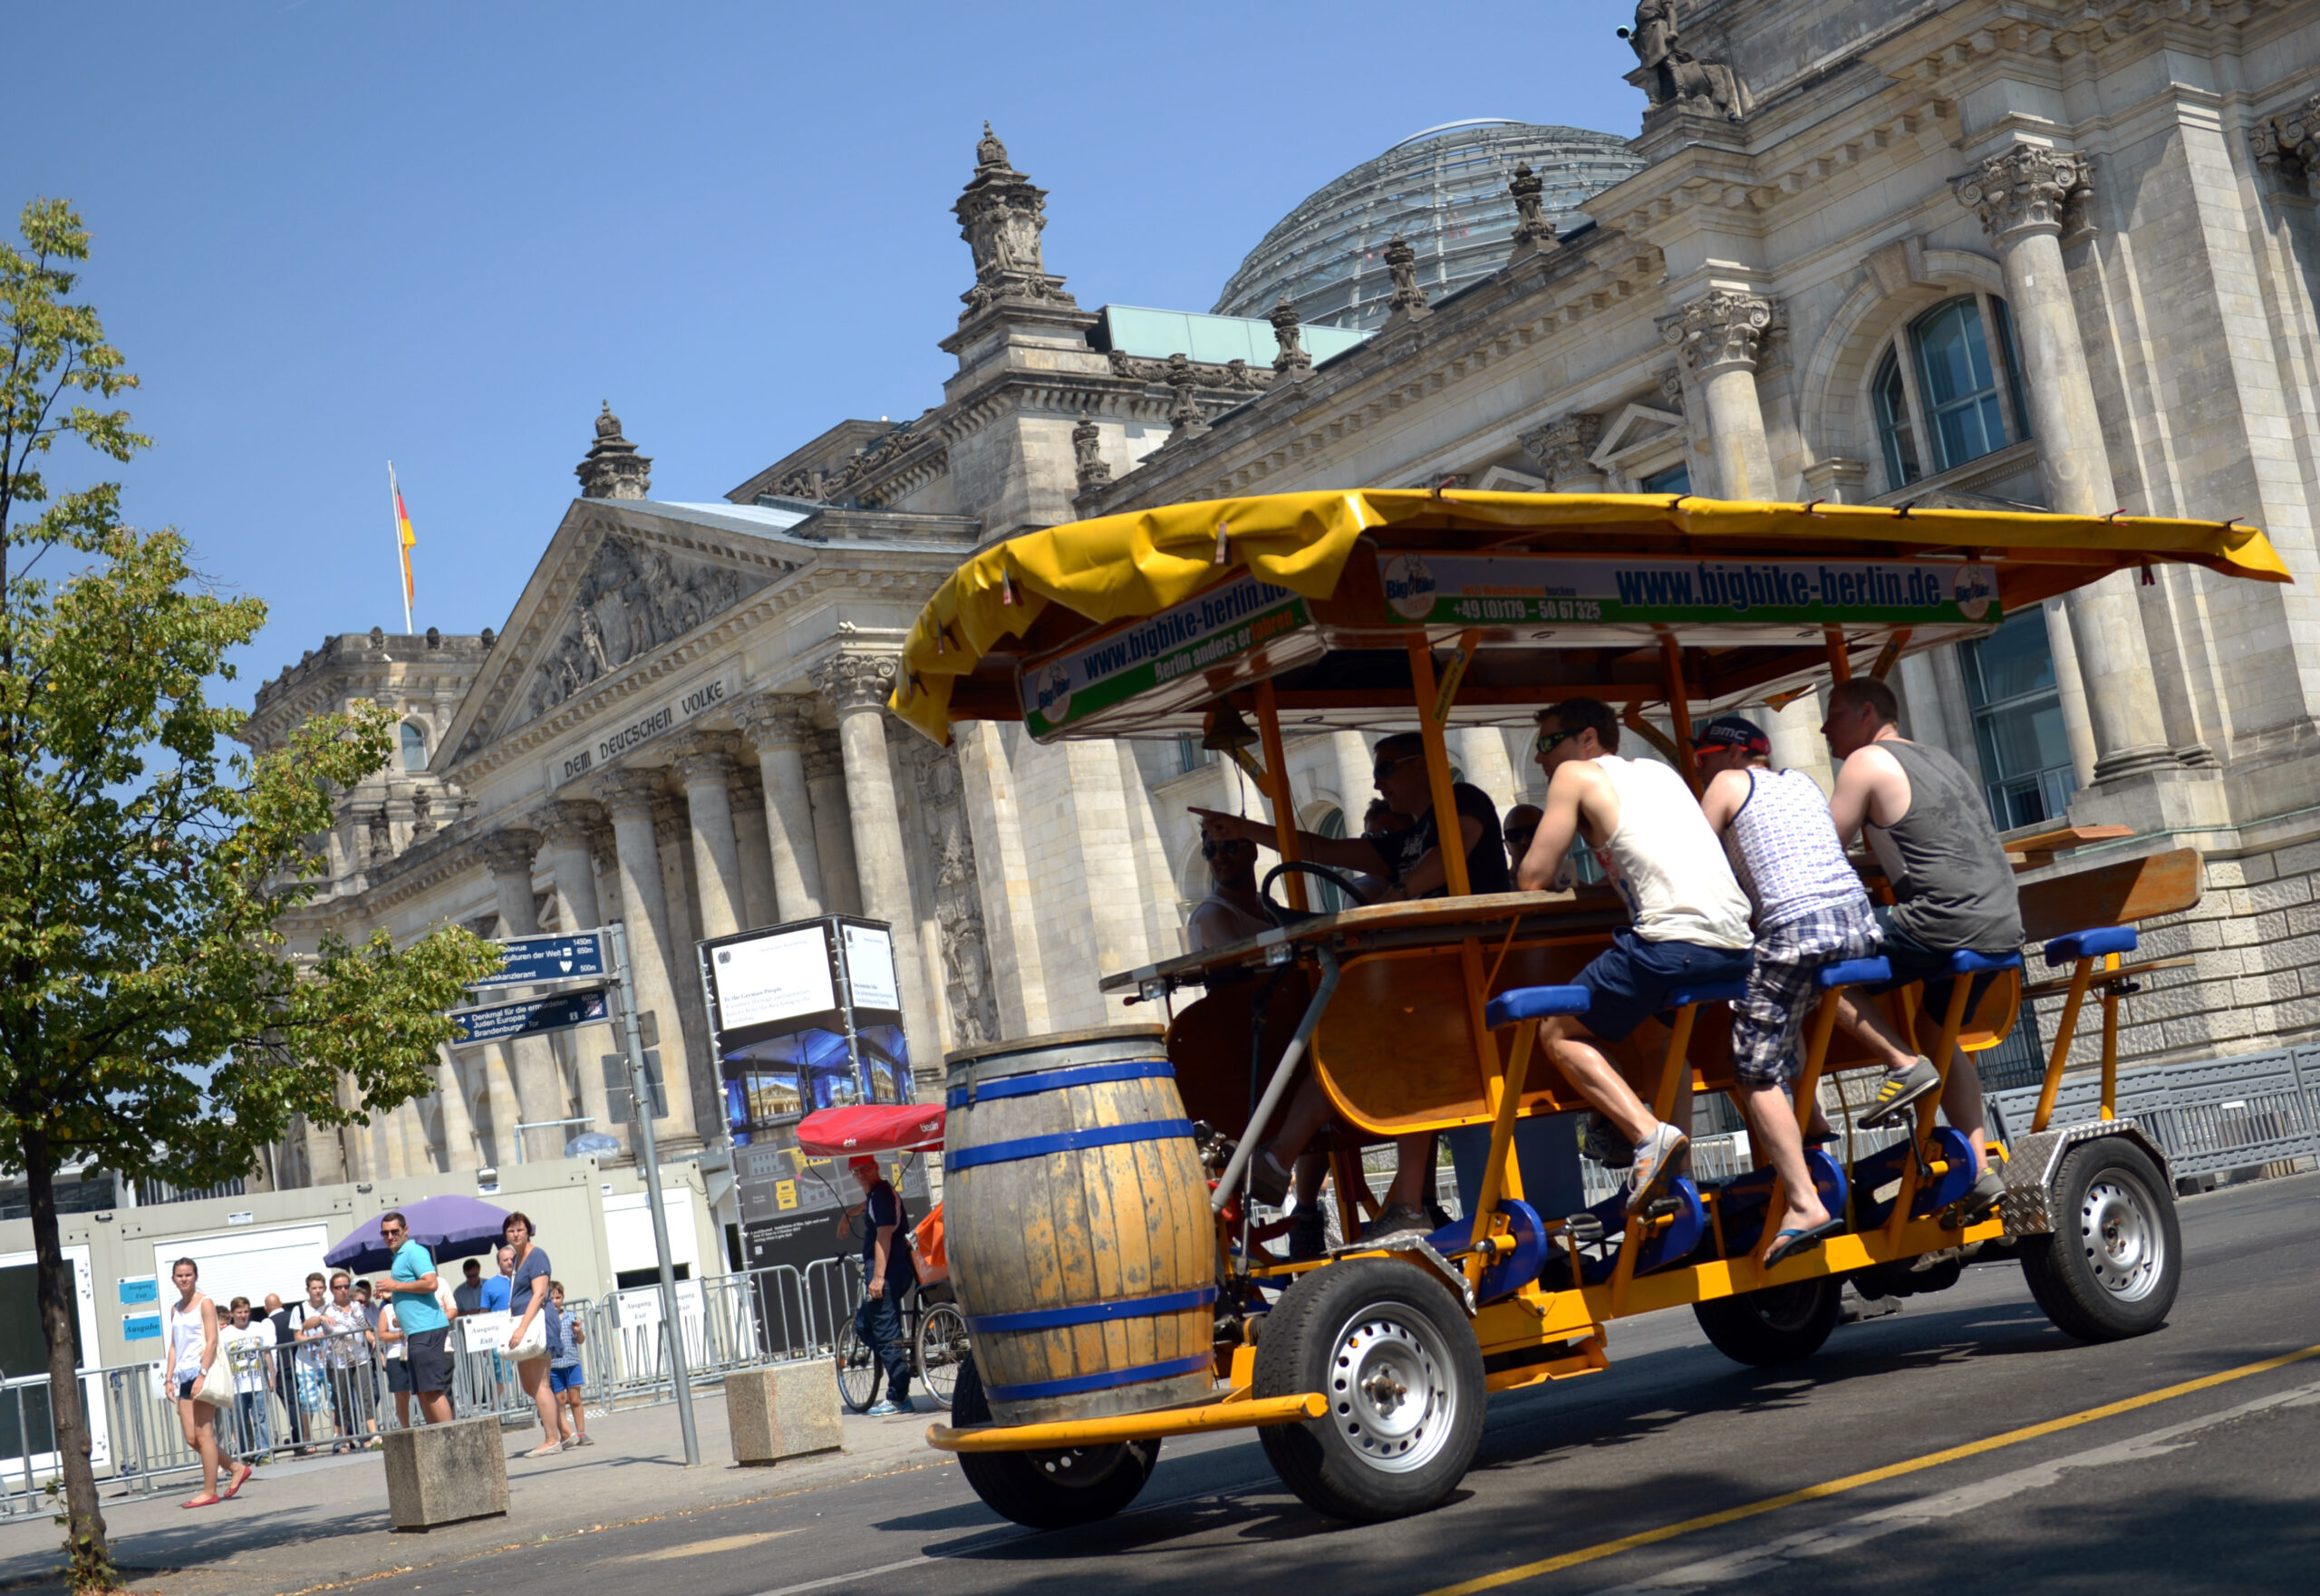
[608,922,700,1468]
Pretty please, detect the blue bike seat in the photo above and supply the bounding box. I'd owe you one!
[1947,949,2022,975]
[1484,985,1591,1029]
[1815,955,1892,991]
[2044,925,2138,965]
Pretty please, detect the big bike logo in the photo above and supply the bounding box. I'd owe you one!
[1382,553,1438,621]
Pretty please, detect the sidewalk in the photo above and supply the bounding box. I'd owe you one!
[0,1386,952,1596]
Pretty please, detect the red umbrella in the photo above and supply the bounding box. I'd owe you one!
[796,1104,946,1156]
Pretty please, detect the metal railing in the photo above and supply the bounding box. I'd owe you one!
[1991,1044,2320,1180]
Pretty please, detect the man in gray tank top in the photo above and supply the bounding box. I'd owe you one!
[1824,678,2018,1218]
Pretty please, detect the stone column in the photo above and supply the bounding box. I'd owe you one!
[1763,694,1833,795]
[477,828,566,1164]
[730,766,777,930]
[535,801,624,1159]
[1662,290,1776,501]
[734,693,826,921]
[803,737,863,916]
[1519,412,1608,493]
[594,769,700,1150]
[1329,731,1376,826]
[675,734,745,943]
[1956,147,2175,783]
[815,653,940,1065]
[653,791,720,1142]
[435,1048,479,1172]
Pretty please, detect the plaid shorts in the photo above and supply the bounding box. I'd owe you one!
[1730,899,1881,1088]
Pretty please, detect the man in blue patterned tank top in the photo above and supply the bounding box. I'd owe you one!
[1696,716,1880,1266]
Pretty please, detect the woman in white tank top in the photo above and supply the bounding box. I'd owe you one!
[162,1257,250,1506]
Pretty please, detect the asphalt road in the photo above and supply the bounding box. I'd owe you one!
[369,1172,2320,1596]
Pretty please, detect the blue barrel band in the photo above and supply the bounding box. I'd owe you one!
[944,1118,1194,1173]
[946,1059,1174,1109]
[981,1351,1216,1404]
[964,1284,1218,1336]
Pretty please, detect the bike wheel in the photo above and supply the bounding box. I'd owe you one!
[833,1305,881,1413]
[914,1301,971,1409]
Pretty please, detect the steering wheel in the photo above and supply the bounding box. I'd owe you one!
[1259,861,1368,924]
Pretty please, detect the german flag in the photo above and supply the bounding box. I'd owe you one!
[390,463,417,613]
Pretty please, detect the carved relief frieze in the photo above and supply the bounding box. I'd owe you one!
[519,537,767,729]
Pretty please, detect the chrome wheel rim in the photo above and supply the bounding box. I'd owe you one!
[2080,1176,2164,1301]
[1328,1302,1457,1475]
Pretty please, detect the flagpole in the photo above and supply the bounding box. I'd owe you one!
[389,461,412,634]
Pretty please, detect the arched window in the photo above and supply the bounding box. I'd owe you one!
[400,721,429,771]
[1870,295,2028,493]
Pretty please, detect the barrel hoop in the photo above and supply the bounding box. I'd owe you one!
[945,1059,1174,1109]
[964,1284,1218,1337]
[981,1351,1216,1404]
[944,1118,1194,1172]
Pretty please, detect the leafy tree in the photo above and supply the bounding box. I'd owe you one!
[2,200,498,1588]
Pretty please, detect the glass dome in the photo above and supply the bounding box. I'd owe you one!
[1213,120,1646,332]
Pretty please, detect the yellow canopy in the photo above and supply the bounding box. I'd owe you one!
[889,489,2287,746]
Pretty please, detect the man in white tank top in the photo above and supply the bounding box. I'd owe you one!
[1515,699,1754,1213]
[1695,716,1880,1265]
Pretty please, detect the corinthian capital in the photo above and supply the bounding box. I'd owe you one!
[1953,145,2092,243]
[733,692,816,751]
[1660,290,1777,375]
[531,800,603,850]
[814,653,898,714]
[1519,412,1603,487]
[594,767,664,821]
[474,827,541,878]
[672,731,739,787]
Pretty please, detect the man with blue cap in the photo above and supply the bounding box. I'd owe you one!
[1694,713,1880,1265]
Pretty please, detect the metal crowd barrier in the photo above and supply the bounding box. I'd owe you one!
[1991,1043,2320,1182]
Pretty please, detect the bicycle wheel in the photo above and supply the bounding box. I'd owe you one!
[914,1300,971,1409]
[834,1307,882,1412]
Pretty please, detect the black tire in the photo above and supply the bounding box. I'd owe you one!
[2019,1137,2180,1342]
[950,1354,1159,1530]
[1253,1257,1486,1523]
[833,1308,880,1413]
[1692,1277,1842,1367]
[914,1301,971,1410]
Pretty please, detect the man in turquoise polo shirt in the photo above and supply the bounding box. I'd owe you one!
[377,1212,454,1423]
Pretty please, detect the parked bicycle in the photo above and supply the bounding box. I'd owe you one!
[831,1254,968,1410]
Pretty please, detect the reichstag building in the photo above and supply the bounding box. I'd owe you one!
[246,1,2320,1211]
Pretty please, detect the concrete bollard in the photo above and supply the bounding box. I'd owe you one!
[382,1417,511,1531]
[726,1359,844,1466]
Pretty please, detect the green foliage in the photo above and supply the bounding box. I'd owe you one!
[2,198,499,1193]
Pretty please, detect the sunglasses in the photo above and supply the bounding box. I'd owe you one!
[1533,729,1576,757]
[1372,756,1412,780]
[1201,837,1252,860]
[1505,827,1537,848]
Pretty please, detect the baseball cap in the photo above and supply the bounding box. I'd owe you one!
[1693,715,1771,756]
[847,1156,879,1175]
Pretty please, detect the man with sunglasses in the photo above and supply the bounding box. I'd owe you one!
[1186,817,1277,952]
[375,1212,455,1423]
[1514,699,1754,1212]
[1502,805,1543,875]
[1191,732,1509,1239]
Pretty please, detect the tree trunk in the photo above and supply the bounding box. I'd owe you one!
[24,1135,115,1591]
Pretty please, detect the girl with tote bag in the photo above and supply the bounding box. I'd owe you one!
[161,1259,251,1507]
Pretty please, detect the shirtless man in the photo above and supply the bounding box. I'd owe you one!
[1515,698,1754,1211]
[1823,677,2016,1218]
[1693,716,1879,1263]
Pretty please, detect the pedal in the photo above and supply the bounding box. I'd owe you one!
[1642,1196,1682,1222]
[1562,1214,1607,1246]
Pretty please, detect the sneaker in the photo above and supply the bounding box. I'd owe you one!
[1859,1057,1942,1128]
[1287,1206,1329,1262]
[1625,1122,1690,1214]
[1957,1165,2006,1221]
[1582,1112,1635,1169]
[1357,1204,1432,1243]
[864,1398,912,1417]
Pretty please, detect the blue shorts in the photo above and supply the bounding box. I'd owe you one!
[548,1362,585,1393]
[1573,930,1754,1043]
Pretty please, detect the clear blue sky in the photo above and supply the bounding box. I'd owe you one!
[15,1,1646,692]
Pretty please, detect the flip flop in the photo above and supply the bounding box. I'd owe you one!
[1762,1216,1846,1269]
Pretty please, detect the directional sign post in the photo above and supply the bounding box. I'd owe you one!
[468,932,606,991]
[447,987,611,1048]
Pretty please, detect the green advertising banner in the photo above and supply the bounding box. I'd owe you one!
[1019,571,1312,738]
[1377,551,2002,629]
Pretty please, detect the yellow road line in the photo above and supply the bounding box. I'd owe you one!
[1419,1340,2320,1596]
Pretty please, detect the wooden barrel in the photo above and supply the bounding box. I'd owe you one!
[943,1025,1216,1426]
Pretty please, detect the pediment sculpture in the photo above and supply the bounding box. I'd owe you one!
[519,537,770,726]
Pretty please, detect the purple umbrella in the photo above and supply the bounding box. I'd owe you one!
[326,1195,513,1275]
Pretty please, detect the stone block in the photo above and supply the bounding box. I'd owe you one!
[727,1359,844,1466]
[382,1417,508,1532]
